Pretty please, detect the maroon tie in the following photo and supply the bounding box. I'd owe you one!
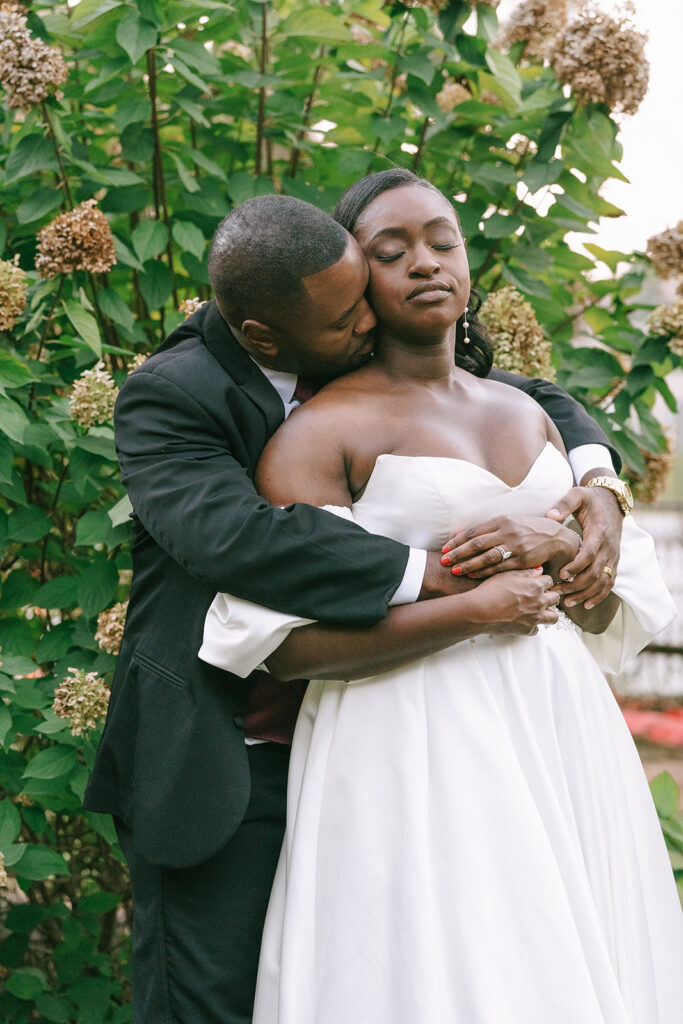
[293,376,317,404]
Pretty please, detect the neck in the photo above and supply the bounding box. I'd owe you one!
[373,326,458,382]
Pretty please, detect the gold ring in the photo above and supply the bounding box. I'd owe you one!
[602,566,613,577]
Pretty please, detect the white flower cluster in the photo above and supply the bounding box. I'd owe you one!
[69,361,118,429]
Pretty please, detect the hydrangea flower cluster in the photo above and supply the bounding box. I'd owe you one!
[0,850,8,890]
[436,80,472,114]
[498,0,571,61]
[52,667,110,737]
[550,3,649,115]
[0,253,27,330]
[0,2,68,110]
[179,296,207,317]
[95,601,128,656]
[69,361,118,429]
[647,299,683,358]
[479,286,555,380]
[36,199,116,278]
[626,436,675,505]
[646,222,683,282]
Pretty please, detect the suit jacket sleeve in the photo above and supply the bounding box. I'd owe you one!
[114,368,410,626]
[488,368,622,474]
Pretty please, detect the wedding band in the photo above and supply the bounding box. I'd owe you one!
[494,545,513,562]
[602,566,613,577]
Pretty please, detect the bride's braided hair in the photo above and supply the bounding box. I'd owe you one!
[333,169,493,378]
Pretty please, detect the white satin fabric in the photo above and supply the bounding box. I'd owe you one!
[202,444,682,1023]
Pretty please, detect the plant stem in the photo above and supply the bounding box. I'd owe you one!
[146,48,178,308]
[289,57,325,179]
[41,102,73,208]
[367,12,409,170]
[254,4,268,177]
[411,116,430,174]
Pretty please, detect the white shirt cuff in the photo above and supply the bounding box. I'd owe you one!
[567,444,615,486]
[389,548,427,606]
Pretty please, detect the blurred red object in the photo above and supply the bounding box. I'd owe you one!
[621,705,683,748]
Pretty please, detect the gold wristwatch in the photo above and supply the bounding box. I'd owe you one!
[585,476,634,516]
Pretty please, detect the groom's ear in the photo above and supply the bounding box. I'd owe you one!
[241,319,280,359]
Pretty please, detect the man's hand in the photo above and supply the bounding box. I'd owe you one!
[419,551,480,600]
[439,515,579,579]
[545,484,623,609]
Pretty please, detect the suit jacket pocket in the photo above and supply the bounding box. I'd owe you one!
[131,648,188,689]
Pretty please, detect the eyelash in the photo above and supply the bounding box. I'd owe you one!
[376,243,458,263]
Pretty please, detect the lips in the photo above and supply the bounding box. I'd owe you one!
[406,281,452,301]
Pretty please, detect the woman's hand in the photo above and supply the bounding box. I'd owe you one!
[440,515,580,579]
[545,485,623,609]
[468,567,561,636]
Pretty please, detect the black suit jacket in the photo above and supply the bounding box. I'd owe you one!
[83,300,619,868]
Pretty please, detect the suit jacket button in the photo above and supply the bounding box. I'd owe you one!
[233,714,245,730]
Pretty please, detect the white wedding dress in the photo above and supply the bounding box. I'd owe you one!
[200,443,682,1023]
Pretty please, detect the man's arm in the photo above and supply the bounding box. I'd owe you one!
[115,368,410,626]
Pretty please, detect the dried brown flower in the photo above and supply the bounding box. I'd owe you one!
[436,80,472,114]
[179,296,207,317]
[0,851,7,891]
[550,3,649,115]
[53,667,110,737]
[646,222,683,282]
[223,39,252,61]
[626,435,675,505]
[499,0,571,60]
[479,286,556,380]
[350,24,375,46]
[648,299,683,357]
[0,253,27,330]
[69,361,118,429]
[95,601,128,656]
[36,199,116,278]
[0,2,68,110]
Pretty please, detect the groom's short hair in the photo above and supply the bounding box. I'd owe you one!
[208,195,349,327]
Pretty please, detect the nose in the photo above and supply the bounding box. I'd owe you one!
[352,296,377,336]
[409,244,440,277]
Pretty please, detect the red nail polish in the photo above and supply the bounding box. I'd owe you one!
[534,566,542,570]
[467,573,476,579]
[440,556,450,566]
[452,566,462,576]
[442,544,451,554]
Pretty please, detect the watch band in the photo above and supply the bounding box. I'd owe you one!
[585,476,634,515]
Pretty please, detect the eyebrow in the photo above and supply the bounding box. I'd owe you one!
[368,216,458,243]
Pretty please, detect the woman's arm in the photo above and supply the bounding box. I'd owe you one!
[265,569,560,680]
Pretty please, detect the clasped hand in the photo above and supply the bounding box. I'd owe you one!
[440,484,624,609]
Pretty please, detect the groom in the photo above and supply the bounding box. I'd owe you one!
[84,195,626,1023]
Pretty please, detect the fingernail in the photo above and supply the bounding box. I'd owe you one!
[585,602,594,610]
[547,508,559,517]
[560,570,569,580]
[535,566,543,571]
[565,599,576,607]
[441,544,451,554]
[467,573,476,579]
[440,556,450,566]
[452,566,462,576]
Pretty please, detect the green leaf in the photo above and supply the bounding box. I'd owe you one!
[77,558,119,618]
[112,96,151,133]
[36,623,75,663]
[140,260,173,309]
[189,148,227,181]
[78,889,122,915]
[583,243,629,273]
[501,264,551,300]
[34,576,79,610]
[482,213,523,239]
[114,235,144,271]
[278,7,349,42]
[0,396,29,443]
[398,52,436,86]
[75,509,120,547]
[16,188,63,225]
[4,136,57,184]
[6,967,47,1001]
[116,10,158,65]
[172,154,201,194]
[0,798,21,847]
[23,746,79,780]
[172,220,206,261]
[484,47,522,106]
[0,704,12,747]
[6,506,51,542]
[63,302,102,358]
[132,220,168,264]
[171,36,221,77]
[171,56,211,93]
[0,569,40,609]
[651,771,680,819]
[74,433,117,460]
[35,994,71,1024]
[108,493,133,527]
[14,844,70,880]
[97,288,135,332]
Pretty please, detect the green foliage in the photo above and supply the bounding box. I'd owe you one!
[0,1,681,1019]
[650,772,683,906]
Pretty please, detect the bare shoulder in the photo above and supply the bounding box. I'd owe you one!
[479,373,547,425]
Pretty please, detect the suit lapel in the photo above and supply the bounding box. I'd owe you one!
[202,300,285,437]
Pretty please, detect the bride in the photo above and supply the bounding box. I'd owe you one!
[201,170,682,1022]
